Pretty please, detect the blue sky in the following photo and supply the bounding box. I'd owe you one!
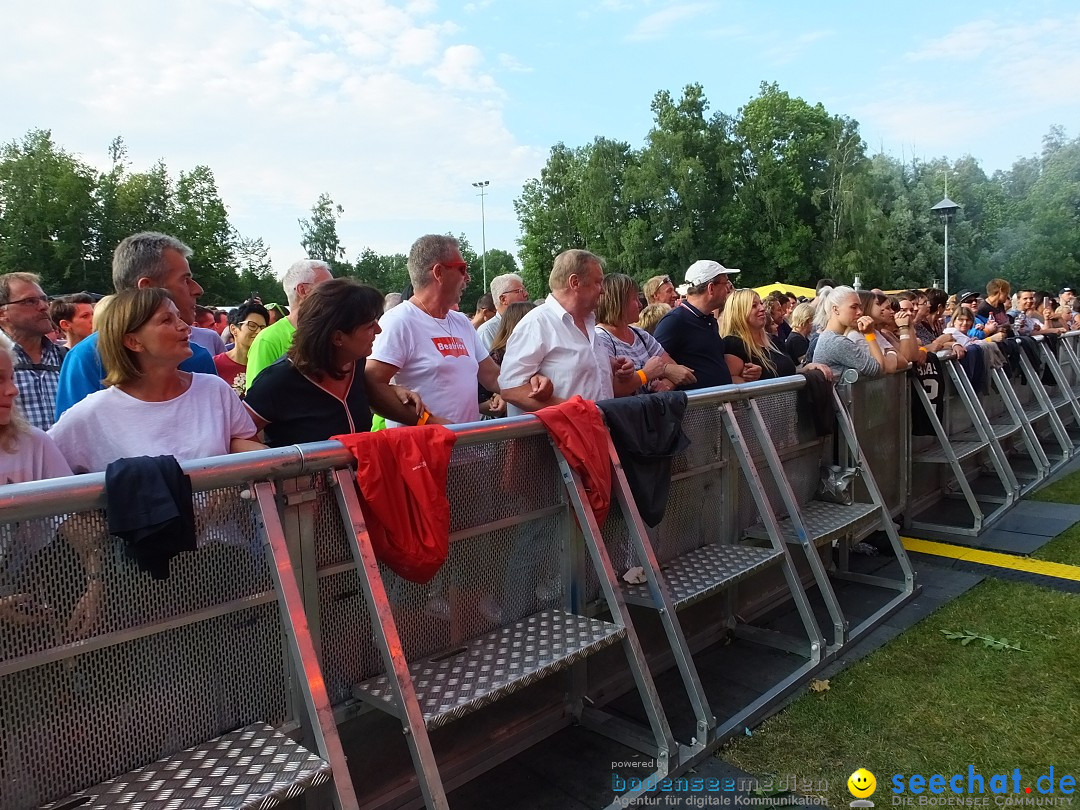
[2,0,1078,292]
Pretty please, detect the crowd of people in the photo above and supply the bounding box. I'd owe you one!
[0,228,1077,491]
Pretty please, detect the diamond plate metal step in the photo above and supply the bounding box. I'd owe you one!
[40,723,332,810]
[744,500,880,546]
[622,543,784,610]
[352,610,625,730]
[1023,403,1048,419]
[912,441,987,464]
[953,422,1023,441]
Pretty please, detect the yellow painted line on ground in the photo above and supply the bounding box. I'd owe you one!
[901,537,1080,583]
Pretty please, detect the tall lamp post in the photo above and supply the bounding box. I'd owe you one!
[931,196,959,294]
[471,180,490,292]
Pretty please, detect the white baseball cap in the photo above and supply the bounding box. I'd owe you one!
[685,259,740,287]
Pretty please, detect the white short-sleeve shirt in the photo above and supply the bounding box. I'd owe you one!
[369,300,490,427]
[498,295,613,414]
[0,427,72,486]
[48,373,257,473]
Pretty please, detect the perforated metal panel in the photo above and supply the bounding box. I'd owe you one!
[0,493,286,809]
[845,376,908,514]
[313,434,570,705]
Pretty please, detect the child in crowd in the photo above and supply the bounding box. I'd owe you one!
[0,345,71,485]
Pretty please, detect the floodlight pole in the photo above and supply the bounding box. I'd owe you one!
[471,180,490,291]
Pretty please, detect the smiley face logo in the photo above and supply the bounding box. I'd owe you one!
[848,769,877,799]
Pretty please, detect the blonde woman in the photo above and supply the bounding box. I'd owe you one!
[49,288,262,473]
[720,289,833,383]
[785,302,814,365]
[635,303,671,335]
[596,273,696,395]
[0,344,71,485]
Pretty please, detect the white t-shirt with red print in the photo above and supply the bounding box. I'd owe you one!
[370,300,490,427]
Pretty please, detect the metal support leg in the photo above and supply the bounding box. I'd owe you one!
[830,389,918,638]
[719,403,826,656]
[945,361,1019,503]
[552,447,678,770]
[1013,342,1072,464]
[253,481,361,810]
[330,469,451,810]
[992,366,1050,482]
[910,374,986,534]
[604,439,717,745]
[738,399,846,651]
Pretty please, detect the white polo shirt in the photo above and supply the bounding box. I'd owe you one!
[498,294,613,414]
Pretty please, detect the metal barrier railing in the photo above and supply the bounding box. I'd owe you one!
[3,352,1074,809]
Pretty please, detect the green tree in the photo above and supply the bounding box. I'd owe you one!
[234,235,285,303]
[0,129,99,291]
[352,247,409,296]
[514,142,588,289]
[171,165,238,303]
[299,193,350,274]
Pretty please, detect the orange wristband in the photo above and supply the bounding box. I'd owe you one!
[636,369,648,386]
[416,410,431,426]
[864,332,877,342]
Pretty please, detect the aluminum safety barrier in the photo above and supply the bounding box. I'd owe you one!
[1,356,1057,810]
[907,331,1080,535]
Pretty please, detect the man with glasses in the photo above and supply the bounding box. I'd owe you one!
[0,272,64,430]
[642,275,679,308]
[368,235,550,425]
[245,259,333,386]
[477,272,529,351]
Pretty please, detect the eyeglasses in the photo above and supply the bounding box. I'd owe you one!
[0,295,49,308]
[237,320,266,332]
[440,261,468,275]
[504,287,528,297]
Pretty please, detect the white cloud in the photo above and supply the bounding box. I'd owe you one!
[626,3,712,42]
[498,53,533,73]
[0,0,542,276]
[904,15,1080,108]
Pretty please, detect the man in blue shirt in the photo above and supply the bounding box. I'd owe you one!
[55,232,216,419]
[653,259,745,391]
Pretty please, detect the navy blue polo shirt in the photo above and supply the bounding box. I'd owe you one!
[652,302,732,390]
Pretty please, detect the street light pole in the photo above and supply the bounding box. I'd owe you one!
[931,194,960,294]
[471,180,490,292]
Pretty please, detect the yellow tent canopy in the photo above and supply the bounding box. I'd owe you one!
[752,282,817,299]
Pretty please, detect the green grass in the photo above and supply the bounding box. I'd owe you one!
[721,579,1080,808]
[1030,470,1080,506]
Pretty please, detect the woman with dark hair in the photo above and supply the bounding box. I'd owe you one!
[244,278,423,447]
[49,288,262,472]
[595,273,696,395]
[213,301,270,395]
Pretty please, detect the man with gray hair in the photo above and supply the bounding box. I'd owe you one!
[366,235,550,425]
[500,249,633,413]
[476,272,529,351]
[55,231,219,418]
[245,259,333,386]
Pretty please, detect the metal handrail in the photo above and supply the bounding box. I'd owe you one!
[0,377,813,522]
